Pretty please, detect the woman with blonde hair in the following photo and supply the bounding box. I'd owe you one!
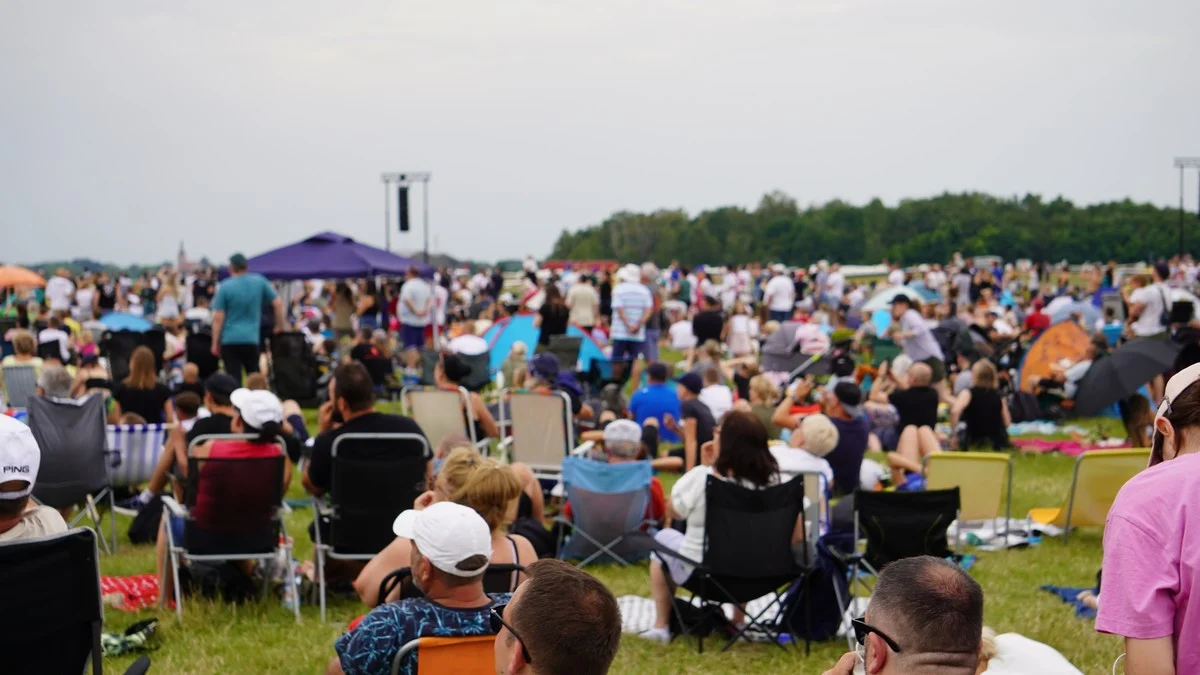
[354,448,537,605]
[111,346,174,424]
[156,276,181,327]
[748,374,783,440]
[950,360,1010,450]
[0,330,44,393]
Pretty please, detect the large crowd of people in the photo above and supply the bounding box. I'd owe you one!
[2,249,1200,673]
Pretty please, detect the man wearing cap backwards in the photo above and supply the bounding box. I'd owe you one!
[210,252,285,383]
[658,371,715,473]
[773,377,871,498]
[0,415,67,542]
[329,502,510,675]
[609,264,654,382]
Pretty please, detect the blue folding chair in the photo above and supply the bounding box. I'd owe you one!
[555,456,654,567]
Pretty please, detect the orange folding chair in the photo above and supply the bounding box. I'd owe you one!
[391,634,497,675]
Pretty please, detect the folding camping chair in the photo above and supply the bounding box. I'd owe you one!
[642,475,810,653]
[401,386,488,451]
[0,529,104,675]
[106,423,174,489]
[554,457,654,568]
[267,332,319,406]
[314,432,430,622]
[456,351,493,392]
[27,395,118,554]
[923,452,1013,549]
[391,634,496,675]
[1,364,37,408]
[498,390,591,482]
[38,338,67,363]
[547,335,583,373]
[847,488,960,608]
[184,331,219,380]
[1028,449,1149,543]
[374,564,526,606]
[163,433,298,623]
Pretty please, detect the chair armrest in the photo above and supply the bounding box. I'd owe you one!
[570,441,594,457]
[161,496,187,518]
[314,498,333,517]
[498,436,513,450]
[624,529,704,569]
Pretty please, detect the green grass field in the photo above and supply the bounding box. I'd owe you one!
[98,429,1124,674]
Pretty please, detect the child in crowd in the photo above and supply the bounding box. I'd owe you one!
[698,365,733,421]
[399,347,423,387]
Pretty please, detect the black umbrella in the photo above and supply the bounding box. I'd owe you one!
[1073,339,1181,416]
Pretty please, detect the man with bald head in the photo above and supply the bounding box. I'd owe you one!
[870,360,941,487]
[823,555,984,675]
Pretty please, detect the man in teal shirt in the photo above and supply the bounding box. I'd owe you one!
[211,253,284,382]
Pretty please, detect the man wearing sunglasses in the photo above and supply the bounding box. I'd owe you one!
[328,502,508,675]
[493,559,621,675]
[823,556,984,675]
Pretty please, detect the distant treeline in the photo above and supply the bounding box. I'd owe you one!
[549,191,1190,267]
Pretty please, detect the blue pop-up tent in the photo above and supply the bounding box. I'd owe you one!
[233,231,431,280]
[482,314,609,372]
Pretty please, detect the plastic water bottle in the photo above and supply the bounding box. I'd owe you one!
[777,633,792,645]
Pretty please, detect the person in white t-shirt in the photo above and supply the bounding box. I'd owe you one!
[668,318,697,350]
[447,320,489,356]
[37,316,72,362]
[887,264,905,287]
[698,367,733,421]
[45,269,75,313]
[764,264,796,322]
[1125,263,1172,402]
[639,410,785,644]
[824,263,846,306]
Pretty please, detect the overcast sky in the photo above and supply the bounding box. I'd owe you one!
[3,1,1197,266]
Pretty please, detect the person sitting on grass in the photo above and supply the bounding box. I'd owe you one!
[640,411,791,644]
[747,374,783,440]
[329,502,510,675]
[698,365,734,422]
[657,372,715,473]
[871,361,942,488]
[353,448,536,606]
[155,388,292,607]
[950,360,1010,450]
[769,412,839,488]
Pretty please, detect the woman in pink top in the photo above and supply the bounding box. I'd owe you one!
[1097,362,1200,673]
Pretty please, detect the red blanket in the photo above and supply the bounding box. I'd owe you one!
[101,574,160,611]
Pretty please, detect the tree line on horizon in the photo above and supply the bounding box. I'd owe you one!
[548,191,1190,267]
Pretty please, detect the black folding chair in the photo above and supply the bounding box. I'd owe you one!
[27,395,118,553]
[456,351,492,392]
[374,563,526,606]
[847,488,961,618]
[640,476,810,653]
[267,332,319,406]
[163,434,297,623]
[547,335,583,373]
[0,528,104,675]
[314,432,430,622]
[184,331,219,380]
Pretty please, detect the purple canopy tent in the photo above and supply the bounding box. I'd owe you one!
[234,231,431,280]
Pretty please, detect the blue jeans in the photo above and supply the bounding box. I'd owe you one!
[769,310,791,323]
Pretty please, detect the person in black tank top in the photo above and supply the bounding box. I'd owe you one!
[950,360,1011,449]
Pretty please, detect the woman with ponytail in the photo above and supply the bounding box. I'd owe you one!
[354,448,537,605]
[154,387,292,605]
[1096,363,1200,673]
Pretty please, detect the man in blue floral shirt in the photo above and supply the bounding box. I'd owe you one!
[327,502,509,675]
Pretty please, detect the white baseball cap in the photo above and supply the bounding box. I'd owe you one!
[230,388,285,430]
[603,419,642,446]
[0,415,40,499]
[392,501,493,577]
[1155,362,1200,440]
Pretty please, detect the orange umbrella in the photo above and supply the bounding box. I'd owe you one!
[0,265,47,288]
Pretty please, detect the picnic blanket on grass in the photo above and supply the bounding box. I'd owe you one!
[102,574,160,611]
[1039,585,1097,619]
[1012,438,1129,456]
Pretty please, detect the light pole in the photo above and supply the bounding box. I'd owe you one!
[380,172,432,261]
[1174,157,1200,256]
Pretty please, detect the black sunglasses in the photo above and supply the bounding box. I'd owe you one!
[851,617,902,653]
[490,604,532,665]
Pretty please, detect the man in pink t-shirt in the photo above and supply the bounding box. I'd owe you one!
[1097,363,1200,673]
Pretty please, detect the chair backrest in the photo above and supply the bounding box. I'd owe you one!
[505,391,573,473]
[0,528,102,675]
[559,457,653,562]
[405,388,473,447]
[1065,449,1151,528]
[269,332,318,404]
[393,634,496,675]
[185,331,220,380]
[1,364,38,408]
[923,452,1012,522]
[456,351,492,392]
[547,335,583,372]
[701,476,806,591]
[106,423,172,487]
[183,434,287,554]
[854,488,960,571]
[796,471,829,552]
[101,329,166,383]
[330,433,431,555]
[37,339,64,362]
[28,395,110,509]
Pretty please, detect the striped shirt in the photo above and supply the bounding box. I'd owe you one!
[611,282,653,342]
